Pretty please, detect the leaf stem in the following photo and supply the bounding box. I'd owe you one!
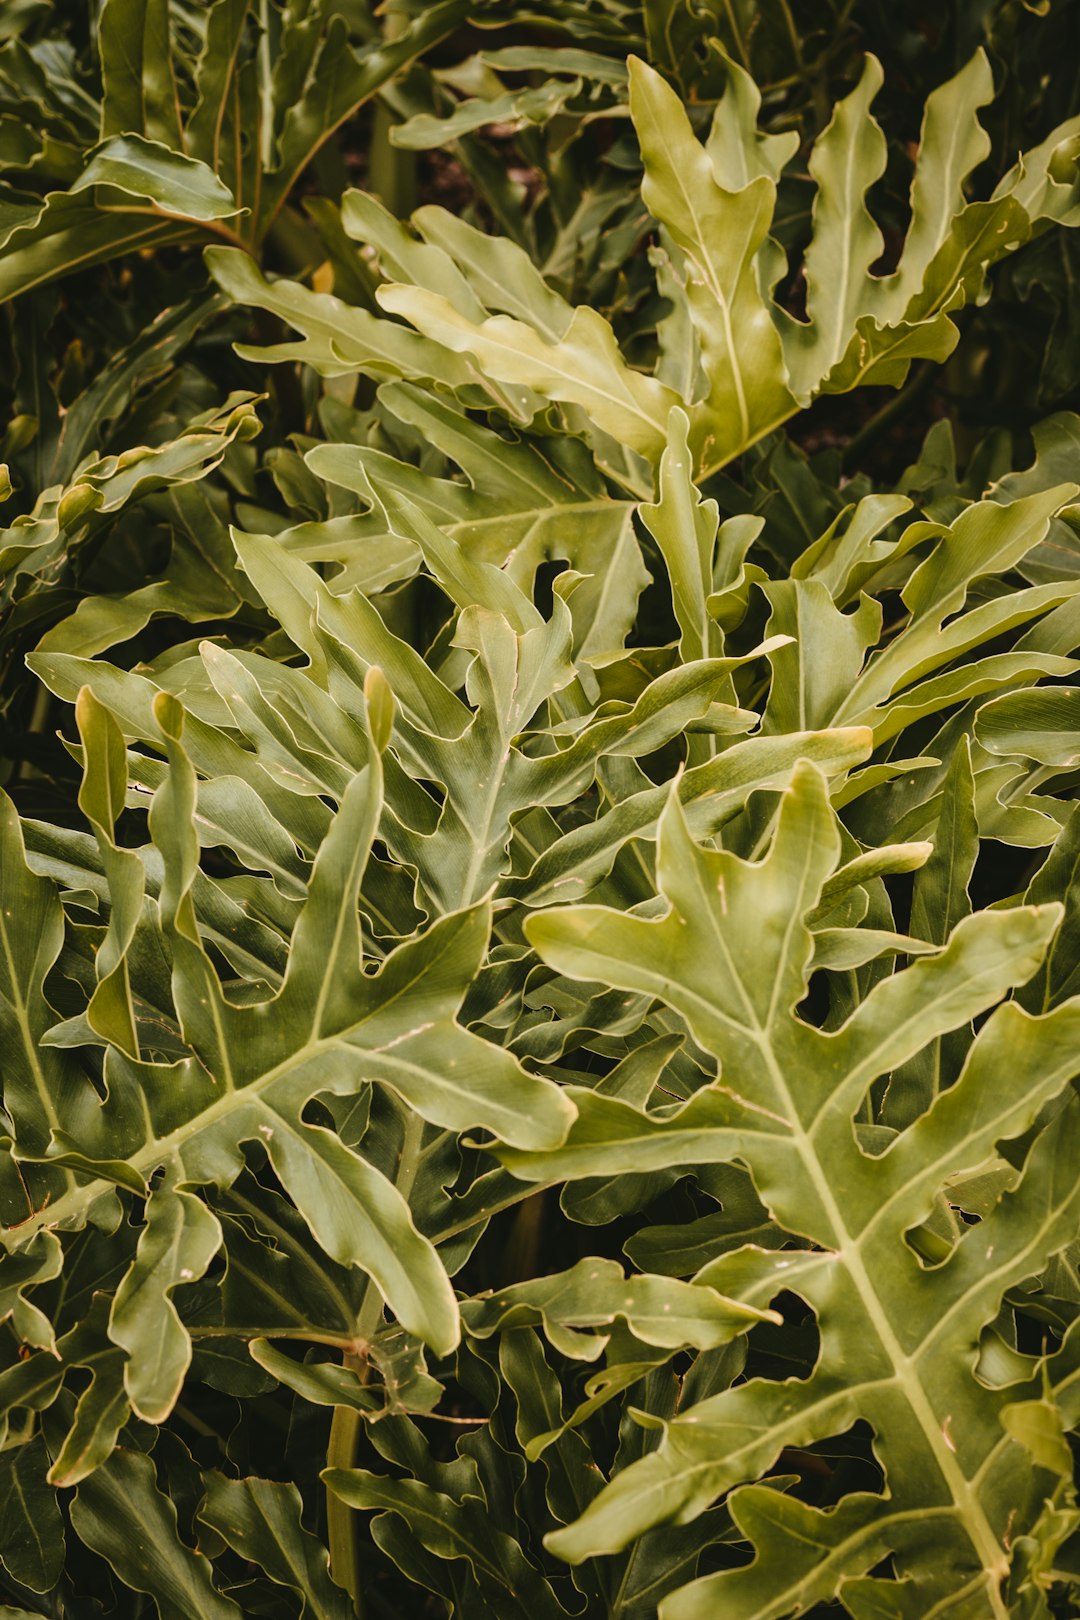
[720,0,750,67]
[257,0,275,175]
[325,1107,427,1613]
[96,203,253,255]
[433,1177,558,1244]
[326,1350,367,1615]
[368,3,415,218]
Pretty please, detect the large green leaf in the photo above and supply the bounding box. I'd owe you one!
[71,1448,241,1620]
[198,1473,353,1620]
[363,52,1080,485]
[70,135,240,221]
[505,764,1079,1614]
[1,675,573,1411]
[628,54,795,463]
[0,1437,63,1593]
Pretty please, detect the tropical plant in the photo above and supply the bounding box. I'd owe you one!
[3,5,1080,1619]
[0,0,485,299]
[0,0,479,769]
[211,44,1080,488]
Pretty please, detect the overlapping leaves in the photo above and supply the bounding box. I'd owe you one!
[499,765,1080,1615]
[217,47,1080,487]
[3,16,1080,1620]
[0,0,475,300]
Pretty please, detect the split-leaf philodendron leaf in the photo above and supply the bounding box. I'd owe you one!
[272,49,1080,485]
[506,765,1080,1615]
[4,9,1080,1617]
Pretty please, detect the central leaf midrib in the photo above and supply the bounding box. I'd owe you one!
[645,104,752,444]
[752,1034,1011,1598]
[4,923,459,1246]
[680,833,1012,1598]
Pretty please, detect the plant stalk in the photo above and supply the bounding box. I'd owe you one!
[368,2,416,216]
[325,1108,428,1614]
[326,1350,367,1616]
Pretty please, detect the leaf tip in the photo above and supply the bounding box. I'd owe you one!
[152,690,184,741]
[364,666,395,752]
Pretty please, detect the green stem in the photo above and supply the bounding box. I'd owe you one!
[720,0,750,67]
[776,0,805,68]
[368,3,416,216]
[257,0,275,174]
[325,1108,428,1614]
[433,1177,558,1244]
[326,1351,367,1616]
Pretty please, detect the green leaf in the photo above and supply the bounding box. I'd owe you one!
[885,51,994,312]
[884,736,978,1126]
[378,281,680,465]
[48,290,226,487]
[71,1448,242,1620]
[391,80,581,150]
[782,56,887,392]
[462,1256,775,1359]
[0,1438,64,1593]
[71,135,239,221]
[76,688,145,1057]
[109,1188,222,1422]
[0,193,187,304]
[364,664,395,754]
[198,1473,353,1620]
[98,0,183,146]
[509,764,1074,1614]
[252,1117,460,1358]
[1018,808,1080,1014]
[6,392,260,638]
[640,407,728,663]
[976,685,1080,766]
[408,204,575,338]
[628,55,795,461]
[769,489,1080,743]
[206,245,477,387]
[322,1469,564,1619]
[48,1348,131,1487]
[0,788,93,1207]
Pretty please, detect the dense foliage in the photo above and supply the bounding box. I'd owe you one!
[2,2,1080,1616]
